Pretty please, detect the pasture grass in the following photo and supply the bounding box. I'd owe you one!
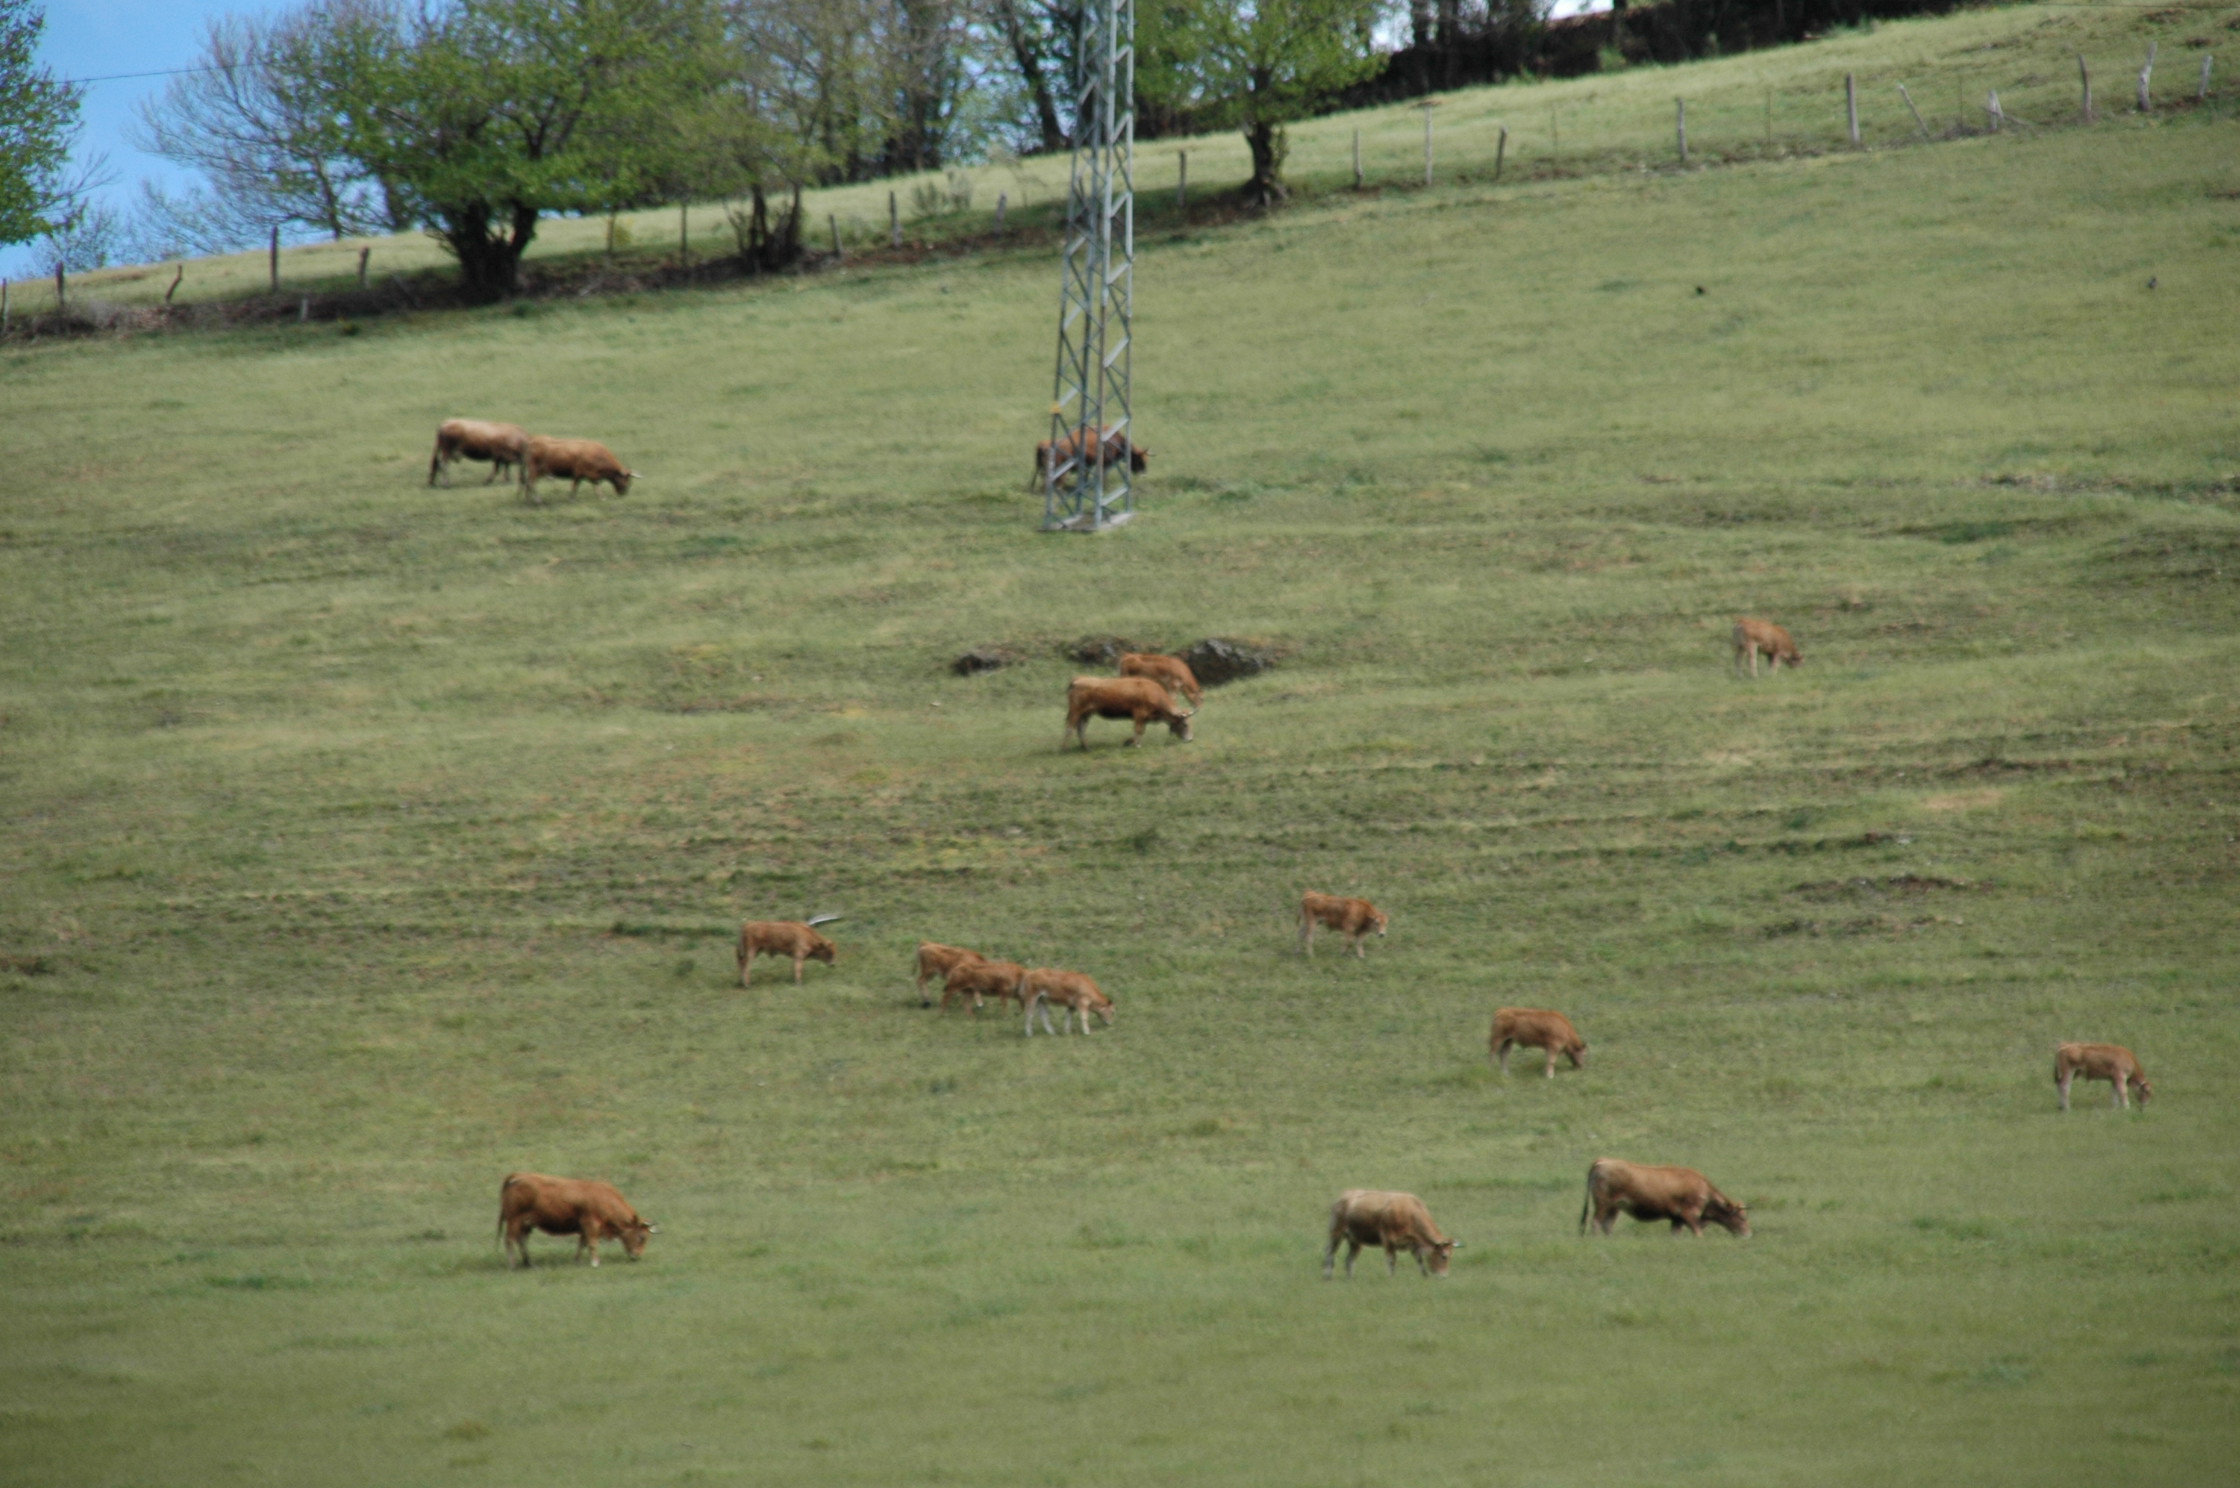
[4,6,2240,1483]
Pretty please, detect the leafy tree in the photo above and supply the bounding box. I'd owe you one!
[303,0,726,302]
[1139,0,1382,205]
[0,0,86,247]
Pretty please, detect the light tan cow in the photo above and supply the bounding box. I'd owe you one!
[1118,653,1204,707]
[1299,892,1388,958]
[1581,1159,1750,1238]
[915,941,984,1006]
[1489,1007,1587,1078]
[942,957,1029,1016]
[2055,1042,2152,1111]
[1323,1190,1459,1278]
[520,435,636,502]
[1732,617,1802,677]
[736,920,838,987]
[1021,967,1114,1035]
[497,1172,656,1268]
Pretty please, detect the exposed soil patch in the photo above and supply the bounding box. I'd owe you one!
[1791,874,1993,901]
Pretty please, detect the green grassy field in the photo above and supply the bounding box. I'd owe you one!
[6,6,2240,1483]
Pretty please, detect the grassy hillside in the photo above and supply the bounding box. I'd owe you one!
[4,7,2239,1485]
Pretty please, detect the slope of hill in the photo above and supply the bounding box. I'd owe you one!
[3,6,2238,1484]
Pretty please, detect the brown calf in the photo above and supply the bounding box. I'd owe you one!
[1028,424,1149,491]
[497,1172,656,1268]
[1581,1158,1750,1238]
[2055,1042,2151,1111]
[429,418,529,486]
[1489,1007,1587,1078]
[736,920,838,987]
[1323,1190,1459,1278]
[942,957,1029,1016]
[1299,892,1388,958]
[1021,968,1114,1035]
[1732,618,1802,678]
[1118,652,1204,707]
[915,941,984,1006]
[521,435,636,502]
[1064,676,1194,750]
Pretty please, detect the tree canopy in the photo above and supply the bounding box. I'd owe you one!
[0,0,86,248]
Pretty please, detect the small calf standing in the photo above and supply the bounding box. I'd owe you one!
[1022,967,1114,1035]
[1118,652,1204,708]
[942,957,1029,1016]
[1581,1158,1750,1238]
[1490,1007,1587,1078]
[736,920,838,987]
[498,1172,656,1268]
[1063,676,1194,750]
[1323,1190,1459,1278]
[429,418,529,486]
[915,941,984,1006]
[1028,424,1148,491]
[521,435,636,503]
[1732,618,1801,678]
[2055,1042,2151,1111]
[1299,892,1388,958]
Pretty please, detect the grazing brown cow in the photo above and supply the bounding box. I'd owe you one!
[1490,1007,1587,1078]
[1299,892,1388,958]
[1732,617,1802,678]
[1028,425,1149,491]
[1581,1158,1750,1238]
[1021,967,1114,1035]
[915,941,984,1006]
[736,920,838,987]
[2055,1042,2152,1111]
[520,435,636,502]
[1323,1190,1459,1278]
[497,1172,656,1268]
[1118,652,1204,707]
[941,957,1029,1016]
[1063,676,1194,750]
[428,418,529,486]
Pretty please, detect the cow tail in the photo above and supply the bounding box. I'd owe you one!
[1578,1172,1594,1236]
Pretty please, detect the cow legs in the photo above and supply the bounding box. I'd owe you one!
[793,953,806,985]
[2112,1078,2127,1110]
[1125,717,1145,747]
[1494,1040,1511,1075]
[1299,917,1314,956]
[1544,1047,1558,1079]
[1344,1240,1362,1278]
[1350,933,1365,960]
[738,949,755,989]
[1385,1245,1399,1277]
[2057,1069,2073,1111]
[1322,1236,1340,1279]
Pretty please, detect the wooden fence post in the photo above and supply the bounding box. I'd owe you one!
[1177,149,1187,208]
[2138,42,2156,112]
[888,191,900,248]
[1846,72,1860,146]
[829,213,843,259]
[356,246,370,289]
[679,200,689,264]
[995,192,1007,233]
[1676,98,1688,163]
[1765,90,1774,146]
[1897,83,1929,139]
[2,278,9,331]
[1986,90,2004,131]
[1494,125,1508,180]
[299,294,310,323]
[2199,53,2213,101]
[55,263,65,310]
[166,264,184,303]
[2078,54,2093,123]
[268,224,280,293]
[1421,102,1436,186]
[1352,128,1362,189]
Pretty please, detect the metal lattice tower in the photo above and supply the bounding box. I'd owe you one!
[1041,0,1135,531]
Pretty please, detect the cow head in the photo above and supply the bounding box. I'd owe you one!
[1167,710,1194,743]
[1423,1238,1458,1276]
[1092,997,1116,1028]
[1128,444,1149,473]
[1706,1197,1751,1237]
[613,470,637,496]
[1370,909,1390,937]
[809,936,837,966]
[1567,1038,1588,1069]
[620,1219,658,1260]
[2131,1076,2153,1107]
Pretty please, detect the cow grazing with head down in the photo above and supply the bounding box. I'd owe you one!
[2056,1042,2152,1111]
[736,920,838,987]
[1732,618,1802,678]
[429,418,530,486]
[498,1172,656,1268]
[1299,892,1388,958]
[1118,652,1204,707]
[1323,1190,1459,1278]
[1490,1007,1587,1078]
[1581,1158,1750,1238]
[1064,676,1194,750]
[1022,967,1113,1035]
[915,941,985,1006]
[520,435,636,503]
[942,957,1029,1016]
[1028,425,1148,491]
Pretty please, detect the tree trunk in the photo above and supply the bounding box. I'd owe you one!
[1243,120,1289,207]
[995,0,1065,153]
[440,201,538,304]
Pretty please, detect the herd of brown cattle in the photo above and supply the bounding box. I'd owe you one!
[429,417,638,504]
